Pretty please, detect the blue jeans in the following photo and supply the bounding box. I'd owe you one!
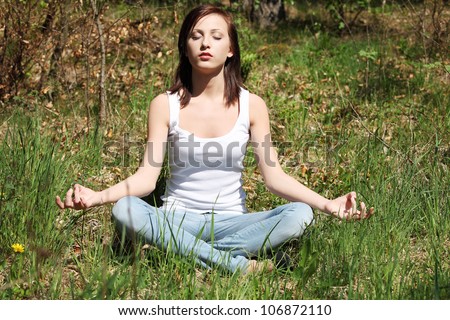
[112,196,314,273]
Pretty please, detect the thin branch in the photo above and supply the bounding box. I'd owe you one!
[90,0,107,126]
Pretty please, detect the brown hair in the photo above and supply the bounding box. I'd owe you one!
[168,4,243,107]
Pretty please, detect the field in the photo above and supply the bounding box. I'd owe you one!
[0,2,448,299]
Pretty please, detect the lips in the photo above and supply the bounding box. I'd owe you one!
[199,52,212,59]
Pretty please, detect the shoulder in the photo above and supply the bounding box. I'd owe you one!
[148,93,170,125]
[248,92,269,126]
[150,92,169,109]
[249,92,268,113]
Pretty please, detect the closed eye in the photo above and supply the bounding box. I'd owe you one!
[190,31,203,40]
[212,31,224,40]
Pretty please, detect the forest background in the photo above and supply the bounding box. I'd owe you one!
[0,0,448,299]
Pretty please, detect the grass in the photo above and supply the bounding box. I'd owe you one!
[0,3,449,300]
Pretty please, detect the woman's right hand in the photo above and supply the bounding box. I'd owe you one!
[55,184,102,210]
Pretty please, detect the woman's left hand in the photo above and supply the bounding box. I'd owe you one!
[324,191,374,220]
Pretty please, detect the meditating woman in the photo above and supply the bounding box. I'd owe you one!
[56,4,372,274]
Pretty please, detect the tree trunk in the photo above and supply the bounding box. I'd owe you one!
[242,0,286,29]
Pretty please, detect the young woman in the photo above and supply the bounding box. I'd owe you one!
[56,4,373,273]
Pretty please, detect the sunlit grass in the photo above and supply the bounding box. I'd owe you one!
[0,4,448,300]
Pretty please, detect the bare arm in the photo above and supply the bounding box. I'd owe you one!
[56,94,169,210]
[249,94,372,219]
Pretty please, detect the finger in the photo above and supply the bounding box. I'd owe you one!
[351,194,357,215]
[367,207,375,219]
[65,187,73,198]
[73,185,81,204]
[360,202,366,219]
[64,188,74,208]
[55,196,65,209]
[79,196,86,208]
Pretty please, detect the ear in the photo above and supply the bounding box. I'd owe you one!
[227,48,234,58]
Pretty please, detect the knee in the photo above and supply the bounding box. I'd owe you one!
[112,196,141,224]
[283,202,314,233]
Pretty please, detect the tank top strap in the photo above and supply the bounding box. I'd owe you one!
[238,88,250,129]
[166,91,180,129]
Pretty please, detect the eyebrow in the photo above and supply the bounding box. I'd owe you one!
[192,28,225,33]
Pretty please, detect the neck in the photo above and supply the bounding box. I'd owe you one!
[191,67,226,99]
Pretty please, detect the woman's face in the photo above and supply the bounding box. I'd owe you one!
[186,14,233,74]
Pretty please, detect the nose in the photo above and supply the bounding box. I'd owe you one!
[201,36,210,49]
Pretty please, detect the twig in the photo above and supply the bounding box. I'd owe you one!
[348,7,365,29]
[90,0,107,126]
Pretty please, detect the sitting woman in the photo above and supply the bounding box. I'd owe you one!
[56,4,372,274]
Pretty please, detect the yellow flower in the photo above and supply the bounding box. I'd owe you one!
[11,243,25,253]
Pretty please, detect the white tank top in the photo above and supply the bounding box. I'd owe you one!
[161,89,250,214]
